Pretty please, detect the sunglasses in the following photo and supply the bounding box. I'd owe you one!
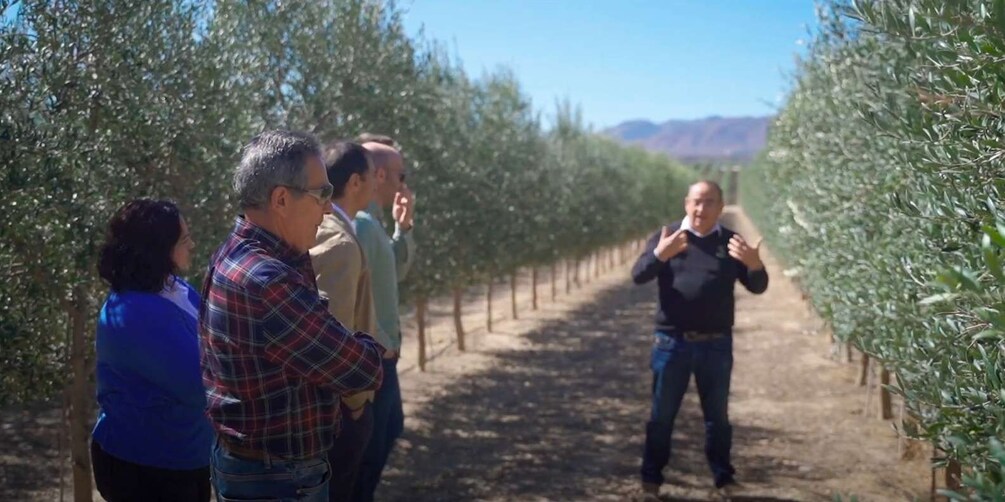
[281,183,334,203]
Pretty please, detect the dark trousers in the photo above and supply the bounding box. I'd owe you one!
[352,357,403,502]
[641,332,735,488]
[91,438,210,502]
[327,402,375,502]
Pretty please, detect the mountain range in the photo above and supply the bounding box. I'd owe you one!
[603,115,772,163]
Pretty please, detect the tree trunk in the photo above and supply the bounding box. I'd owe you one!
[574,259,581,287]
[930,459,937,502]
[531,267,538,310]
[510,272,518,319]
[67,292,93,502]
[565,259,571,294]
[60,318,71,502]
[551,262,557,301]
[417,297,427,371]
[453,287,465,351]
[859,353,870,386]
[879,367,893,419]
[486,280,493,333]
[945,458,962,491]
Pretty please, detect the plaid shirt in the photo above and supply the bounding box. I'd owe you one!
[200,217,384,459]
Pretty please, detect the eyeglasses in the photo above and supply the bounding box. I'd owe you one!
[399,172,406,183]
[281,183,334,203]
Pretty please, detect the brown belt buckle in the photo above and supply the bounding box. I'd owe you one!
[682,331,717,342]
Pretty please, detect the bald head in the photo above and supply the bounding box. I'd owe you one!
[356,133,398,148]
[362,142,401,169]
[689,180,723,203]
[363,142,405,207]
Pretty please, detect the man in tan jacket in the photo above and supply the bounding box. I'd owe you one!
[310,141,391,502]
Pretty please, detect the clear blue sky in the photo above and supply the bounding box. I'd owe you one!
[399,0,817,129]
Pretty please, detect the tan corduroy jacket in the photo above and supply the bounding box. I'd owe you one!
[310,208,387,414]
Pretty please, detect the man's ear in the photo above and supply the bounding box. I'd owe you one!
[270,186,292,215]
[348,172,362,192]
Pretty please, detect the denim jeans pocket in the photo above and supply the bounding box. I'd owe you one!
[293,458,330,497]
[653,332,676,351]
[650,334,678,373]
[213,459,328,502]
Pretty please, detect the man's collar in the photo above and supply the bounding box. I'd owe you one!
[330,202,354,227]
[361,200,383,221]
[233,216,308,265]
[680,215,721,238]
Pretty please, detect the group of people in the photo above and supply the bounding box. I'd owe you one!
[88,125,768,501]
[91,130,415,502]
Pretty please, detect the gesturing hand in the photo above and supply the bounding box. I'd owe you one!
[392,185,414,230]
[728,235,764,270]
[654,226,689,262]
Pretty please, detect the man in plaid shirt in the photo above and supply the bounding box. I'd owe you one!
[201,130,385,501]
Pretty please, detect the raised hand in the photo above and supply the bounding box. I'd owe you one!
[654,226,689,262]
[392,184,414,230]
[728,234,764,270]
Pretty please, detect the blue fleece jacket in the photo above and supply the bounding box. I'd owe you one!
[91,278,213,470]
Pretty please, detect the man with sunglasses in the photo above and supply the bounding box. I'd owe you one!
[201,130,385,501]
[351,136,415,501]
[309,141,388,501]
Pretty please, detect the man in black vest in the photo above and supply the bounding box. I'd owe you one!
[632,180,768,498]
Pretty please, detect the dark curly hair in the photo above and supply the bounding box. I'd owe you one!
[98,199,183,293]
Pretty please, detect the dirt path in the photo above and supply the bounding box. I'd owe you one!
[1,207,931,501]
[379,207,931,501]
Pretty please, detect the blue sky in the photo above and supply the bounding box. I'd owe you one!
[3,1,816,128]
[399,0,817,129]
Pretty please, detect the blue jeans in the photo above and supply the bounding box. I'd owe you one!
[211,438,331,501]
[641,331,735,488]
[352,357,403,502]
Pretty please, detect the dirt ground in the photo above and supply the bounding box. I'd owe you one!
[379,207,932,501]
[1,207,933,501]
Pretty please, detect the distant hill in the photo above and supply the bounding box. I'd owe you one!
[603,115,772,163]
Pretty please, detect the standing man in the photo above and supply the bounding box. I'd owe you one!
[310,141,388,501]
[631,180,768,497]
[352,135,415,502]
[201,130,385,501]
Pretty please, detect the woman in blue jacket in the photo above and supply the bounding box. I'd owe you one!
[91,199,213,501]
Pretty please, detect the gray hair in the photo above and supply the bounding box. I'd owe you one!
[233,130,322,209]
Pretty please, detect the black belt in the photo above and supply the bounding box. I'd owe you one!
[665,330,728,342]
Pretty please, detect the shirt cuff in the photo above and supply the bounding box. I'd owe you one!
[393,223,412,239]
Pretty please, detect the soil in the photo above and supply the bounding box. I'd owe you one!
[380,207,932,501]
[0,207,933,501]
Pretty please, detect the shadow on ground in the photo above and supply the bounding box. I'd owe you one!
[380,280,801,501]
[0,403,69,501]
